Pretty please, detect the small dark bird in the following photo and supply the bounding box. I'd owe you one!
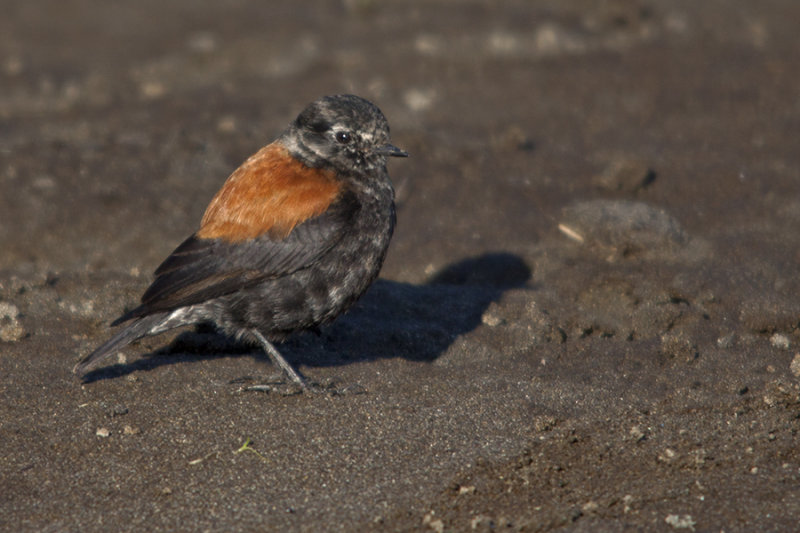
[74,94,407,388]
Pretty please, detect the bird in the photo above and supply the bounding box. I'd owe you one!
[74,94,407,389]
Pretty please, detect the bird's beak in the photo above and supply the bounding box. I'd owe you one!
[376,143,409,157]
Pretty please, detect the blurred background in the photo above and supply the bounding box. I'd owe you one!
[2,1,800,530]
[4,0,794,280]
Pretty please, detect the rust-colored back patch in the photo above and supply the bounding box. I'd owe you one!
[196,142,342,242]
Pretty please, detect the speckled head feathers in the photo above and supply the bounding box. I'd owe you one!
[282,94,407,174]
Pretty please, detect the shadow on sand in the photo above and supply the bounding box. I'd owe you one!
[80,252,531,382]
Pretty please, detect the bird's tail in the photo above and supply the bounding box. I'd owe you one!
[73,314,168,375]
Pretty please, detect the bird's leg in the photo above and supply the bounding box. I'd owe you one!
[249,329,310,390]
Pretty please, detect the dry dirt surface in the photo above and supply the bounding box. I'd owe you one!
[2,1,800,531]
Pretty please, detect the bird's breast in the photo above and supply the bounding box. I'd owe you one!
[197,142,343,242]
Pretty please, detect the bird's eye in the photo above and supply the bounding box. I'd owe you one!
[335,131,352,144]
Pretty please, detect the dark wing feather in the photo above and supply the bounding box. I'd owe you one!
[113,191,359,324]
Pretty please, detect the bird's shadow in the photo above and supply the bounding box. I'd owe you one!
[80,252,531,382]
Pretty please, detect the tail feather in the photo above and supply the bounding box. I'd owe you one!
[74,314,168,375]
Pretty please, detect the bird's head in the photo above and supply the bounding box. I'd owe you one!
[284,94,407,175]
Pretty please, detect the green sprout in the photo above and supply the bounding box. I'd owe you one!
[235,438,269,463]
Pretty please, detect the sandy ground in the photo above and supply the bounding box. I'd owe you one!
[2,1,800,531]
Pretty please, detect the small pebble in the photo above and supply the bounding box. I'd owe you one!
[582,501,599,513]
[622,494,634,513]
[629,425,646,442]
[470,515,492,530]
[658,448,677,463]
[716,332,735,349]
[140,81,166,99]
[96,427,111,438]
[790,353,800,377]
[481,309,503,327]
[404,88,437,113]
[422,511,444,533]
[770,333,790,350]
[0,301,25,342]
[187,32,217,53]
[217,116,237,133]
[665,514,696,530]
[593,157,656,192]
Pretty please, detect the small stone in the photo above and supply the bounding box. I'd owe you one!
[470,515,492,530]
[790,353,800,377]
[415,34,443,56]
[665,514,696,530]
[582,501,599,513]
[4,56,23,75]
[404,88,437,113]
[140,81,166,99]
[593,157,656,192]
[658,448,677,463]
[690,449,708,467]
[533,23,578,55]
[660,333,698,361]
[622,494,634,514]
[493,125,534,151]
[0,301,25,342]
[488,31,520,55]
[481,307,503,327]
[422,511,444,533]
[187,32,217,53]
[96,427,111,438]
[770,333,790,350]
[458,485,476,495]
[716,332,735,349]
[629,425,646,442]
[217,116,237,133]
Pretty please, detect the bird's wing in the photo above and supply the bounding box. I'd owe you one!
[113,141,361,325]
[113,190,359,324]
